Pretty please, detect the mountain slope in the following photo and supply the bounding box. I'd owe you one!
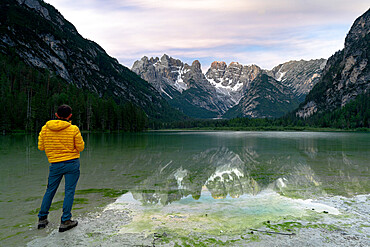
[296,9,370,118]
[266,59,327,102]
[0,0,183,121]
[224,74,300,118]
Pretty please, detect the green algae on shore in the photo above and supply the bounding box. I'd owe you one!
[116,189,341,238]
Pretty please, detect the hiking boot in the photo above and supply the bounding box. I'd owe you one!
[37,217,49,229]
[59,220,78,232]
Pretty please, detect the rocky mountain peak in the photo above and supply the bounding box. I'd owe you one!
[229,61,242,67]
[191,60,202,72]
[16,0,50,20]
[210,61,227,70]
[208,61,227,80]
[206,61,262,92]
[161,53,170,60]
[15,0,78,35]
[149,57,159,63]
[160,54,170,64]
[345,8,370,48]
[157,54,181,68]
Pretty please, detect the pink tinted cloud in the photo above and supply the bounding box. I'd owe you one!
[44,0,368,69]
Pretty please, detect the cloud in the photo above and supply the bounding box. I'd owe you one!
[44,0,369,69]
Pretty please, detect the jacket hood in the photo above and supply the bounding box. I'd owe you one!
[46,120,72,131]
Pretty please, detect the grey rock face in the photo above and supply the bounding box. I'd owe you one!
[132,55,188,95]
[205,61,261,105]
[266,59,327,101]
[344,10,370,48]
[297,9,370,118]
[17,0,51,20]
[296,101,318,118]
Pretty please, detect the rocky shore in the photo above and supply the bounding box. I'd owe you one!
[27,193,369,246]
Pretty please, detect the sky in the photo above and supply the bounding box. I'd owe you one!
[43,0,369,71]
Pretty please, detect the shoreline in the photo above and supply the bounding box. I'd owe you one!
[147,126,370,133]
[149,128,370,132]
[3,127,370,135]
[26,192,370,246]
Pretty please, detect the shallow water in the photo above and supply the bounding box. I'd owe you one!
[0,131,369,246]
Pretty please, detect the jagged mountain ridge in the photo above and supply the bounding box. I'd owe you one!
[297,9,370,118]
[0,0,183,121]
[266,59,327,102]
[132,55,233,118]
[132,54,326,118]
[205,61,262,105]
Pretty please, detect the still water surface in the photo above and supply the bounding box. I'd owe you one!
[0,131,369,245]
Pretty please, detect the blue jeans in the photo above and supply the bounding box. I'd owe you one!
[38,158,80,222]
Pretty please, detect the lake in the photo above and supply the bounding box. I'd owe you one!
[0,131,369,246]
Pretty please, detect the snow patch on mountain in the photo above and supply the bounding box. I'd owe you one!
[174,67,189,92]
[207,77,243,92]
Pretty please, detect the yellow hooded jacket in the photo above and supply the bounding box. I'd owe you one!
[38,120,85,163]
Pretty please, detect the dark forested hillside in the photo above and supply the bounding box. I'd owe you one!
[300,92,370,129]
[0,52,148,132]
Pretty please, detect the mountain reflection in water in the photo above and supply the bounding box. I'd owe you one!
[130,147,323,205]
[76,132,369,206]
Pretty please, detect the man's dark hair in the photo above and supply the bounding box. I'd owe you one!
[57,105,72,119]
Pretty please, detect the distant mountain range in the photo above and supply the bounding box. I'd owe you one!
[132,55,326,118]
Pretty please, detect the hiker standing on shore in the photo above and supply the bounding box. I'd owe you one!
[37,104,85,232]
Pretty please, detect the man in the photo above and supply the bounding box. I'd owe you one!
[37,104,85,232]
